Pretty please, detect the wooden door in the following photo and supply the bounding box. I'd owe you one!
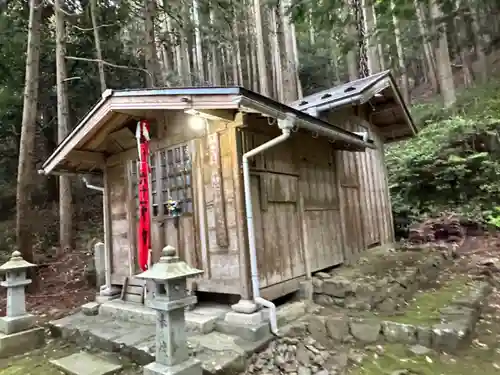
[251,173,305,288]
[298,138,344,271]
[130,143,198,271]
[337,150,365,263]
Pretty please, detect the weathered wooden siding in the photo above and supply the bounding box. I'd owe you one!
[325,109,395,261]
[240,126,305,290]
[107,163,133,281]
[107,110,246,296]
[296,136,344,271]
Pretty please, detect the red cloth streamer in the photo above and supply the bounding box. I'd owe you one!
[137,120,151,271]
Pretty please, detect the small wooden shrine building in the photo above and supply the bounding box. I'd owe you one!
[41,70,417,303]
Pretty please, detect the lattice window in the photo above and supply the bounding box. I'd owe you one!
[159,144,193,216]
[129,143,193,219]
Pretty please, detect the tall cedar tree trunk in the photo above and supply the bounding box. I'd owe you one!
[90,0,106,92]
[414,0,439,93]
[429,0,456,107]
[253,0,270,96]
[55,0,73,252]
[468,0,488,83]
[361,0,380,73]
[455,0,474,87]
[16,0,42,265]
[192,0,204,84]
[144,0,162,87]
[391,0,410,103]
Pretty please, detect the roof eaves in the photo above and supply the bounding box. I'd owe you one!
[41,89,115,171]
[386,74,418,135]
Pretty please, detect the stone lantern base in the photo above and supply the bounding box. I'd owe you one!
[0,323,45,358]
[0,314,36,335]
[144,357,203,375]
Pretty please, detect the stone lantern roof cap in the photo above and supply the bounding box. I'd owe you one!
[0,251,36,273]
[135,245,204,281]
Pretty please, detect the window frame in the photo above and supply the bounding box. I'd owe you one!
[130,142,194,221]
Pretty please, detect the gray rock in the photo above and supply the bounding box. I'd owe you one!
[307,315,330,347]
[315,272,332,280]
[296,343,311,365]
[432,322,468,352]
[382,321,417,344]
[332,298,345,307]
[344,297,371,311]
[298,366,312,375]
[325,315,350,342]
[416,326,432,347]
[81,302,100,316]
[349,319,381,343]
[323,277,353,297]
[354,283,376,298]
[312,277,324,294]
[331,352,348,368]
[314,294,334,306]
[408,344,431,356]
[377,298,397,313]
[347,349,366,364]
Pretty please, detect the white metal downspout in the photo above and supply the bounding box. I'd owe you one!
[242,113,296,336]
[82,177,112,293]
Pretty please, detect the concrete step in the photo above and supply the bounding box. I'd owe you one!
[50,351,123,375]
[48,313,273,375]
[98,300,230,334]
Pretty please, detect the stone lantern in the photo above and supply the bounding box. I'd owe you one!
[135,245,204,375]
[0,251,44,357]
[0,251,36,332]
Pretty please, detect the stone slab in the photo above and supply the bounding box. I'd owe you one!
[0,314,35,334]
[50,351,123,375]
[99,300,220,333]
[82,302,100,316]
[215,319,269,342]
[224,311,263,326]
[184,313,218,334]
[144,357,202,375]
[0,326,45,358]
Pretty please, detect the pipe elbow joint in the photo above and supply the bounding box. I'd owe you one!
[278,113,297,131]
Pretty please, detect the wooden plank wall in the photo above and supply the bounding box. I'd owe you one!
[108,163,133,282]
[106,110,246,295]
[240,126,304,289]
[297,136,344,271]
[326,109,395,260]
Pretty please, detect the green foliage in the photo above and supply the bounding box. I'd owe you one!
[387,81,500,227]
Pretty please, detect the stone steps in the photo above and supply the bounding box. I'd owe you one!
[49,312,273,375]
[48,300,311,374]
[98,300,229,335]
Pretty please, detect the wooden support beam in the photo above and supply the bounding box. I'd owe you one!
[66,150,106,166]
[186,109,237,122]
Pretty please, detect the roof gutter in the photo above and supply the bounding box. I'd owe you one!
[234,96,375,149]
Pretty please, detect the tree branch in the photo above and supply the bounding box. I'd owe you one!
[71,23,118,31]
[65,56,153,83]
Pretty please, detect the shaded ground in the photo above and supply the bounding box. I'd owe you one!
[349,294,500,375]
[0,339,142,375]
[0,248,95,322]
[348,232,500,375]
